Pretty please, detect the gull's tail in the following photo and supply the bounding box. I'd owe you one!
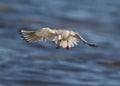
[20,30,39,43]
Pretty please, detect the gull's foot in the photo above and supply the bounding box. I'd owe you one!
[66,46,70,50]
[56,45,60,49]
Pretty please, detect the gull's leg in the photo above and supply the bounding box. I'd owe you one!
[56,35,61,49]
[66,40,70,50]
[56,40,61,49]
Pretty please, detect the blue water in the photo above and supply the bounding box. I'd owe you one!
[0,0,120,86]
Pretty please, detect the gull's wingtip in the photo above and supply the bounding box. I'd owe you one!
[88,43,98,47]
[19,29,23,35]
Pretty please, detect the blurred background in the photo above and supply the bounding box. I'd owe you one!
[0,0,120,86]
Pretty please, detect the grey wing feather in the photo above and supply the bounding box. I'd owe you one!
[35,28,57,41]
[21,28,57,43]
[20,30,39,43]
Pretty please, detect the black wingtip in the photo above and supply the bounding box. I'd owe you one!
[88,43,98,47]
[19,29,22,34]
[19,29,28,42]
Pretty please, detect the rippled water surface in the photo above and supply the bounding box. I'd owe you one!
[0,0,120,86]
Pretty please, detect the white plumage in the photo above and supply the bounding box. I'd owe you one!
[20,27,97,50]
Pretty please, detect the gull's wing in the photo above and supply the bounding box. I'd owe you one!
[20,28,57,43]
[71,32,97,47]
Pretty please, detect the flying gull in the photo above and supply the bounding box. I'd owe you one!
[20,27,97,50]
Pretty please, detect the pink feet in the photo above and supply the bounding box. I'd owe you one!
[56,40,70,50]
[66,40,70,50]
[66,46,70,50]
[56,40,61,49]
[56,45,60,49]
[56,45,70,50]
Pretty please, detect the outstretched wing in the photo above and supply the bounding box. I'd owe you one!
[20,28,57,43]
[72,32,97,47]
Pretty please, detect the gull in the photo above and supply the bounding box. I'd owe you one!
[20,27,97,50]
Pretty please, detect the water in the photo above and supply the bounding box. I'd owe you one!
[0,0,120,86]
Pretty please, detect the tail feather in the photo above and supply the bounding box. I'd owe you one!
[60,41,67,48]
[20,30,39,43]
